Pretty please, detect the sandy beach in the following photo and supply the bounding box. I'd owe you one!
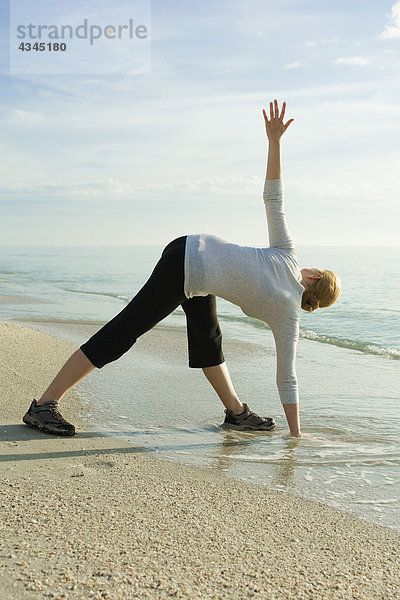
[0,321,399,600]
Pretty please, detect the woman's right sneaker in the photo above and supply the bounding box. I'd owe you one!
[23,399,76,436]
[223,403,275,431]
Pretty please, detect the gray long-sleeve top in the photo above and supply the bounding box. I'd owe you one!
[184,179,304,405]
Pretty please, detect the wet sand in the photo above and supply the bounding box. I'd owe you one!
[0,321,399,599]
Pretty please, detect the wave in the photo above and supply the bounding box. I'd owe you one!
[14,317,107,326]
[214,312,399,360]
[62,288,131,303]
[214,313,399,360]
[299,328,400,360]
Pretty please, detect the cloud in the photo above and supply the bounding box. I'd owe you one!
[334,56,370,66]
[303,38,338,47]
[0,176,263,198]
[9,109,46,126]
[284,61,304,69]
[378,1,400,39]
[321,37,339,44]
[286,175,399,208]
[0,179,133,198]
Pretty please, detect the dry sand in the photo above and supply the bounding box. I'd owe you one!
[0,320,399,600]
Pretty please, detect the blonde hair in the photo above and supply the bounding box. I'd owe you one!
[301,269,341,313]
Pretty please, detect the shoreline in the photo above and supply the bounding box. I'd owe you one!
[9,316,400,532]
[0,320,399,599]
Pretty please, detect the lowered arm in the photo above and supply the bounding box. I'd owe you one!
[273,321,301,437]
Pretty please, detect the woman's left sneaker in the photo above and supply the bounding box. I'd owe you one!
[223,403,275,431]
[23,399,76,436]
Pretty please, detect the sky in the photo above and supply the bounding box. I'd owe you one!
[0,0,399,246]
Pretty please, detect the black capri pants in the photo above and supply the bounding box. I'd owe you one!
[80,236,224,369]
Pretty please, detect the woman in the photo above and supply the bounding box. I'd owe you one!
[23,100,340,438]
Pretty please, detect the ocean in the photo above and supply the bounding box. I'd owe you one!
[1,244,399,530]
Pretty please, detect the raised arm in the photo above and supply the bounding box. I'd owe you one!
[263,99,294,180]
[262,100,295,250]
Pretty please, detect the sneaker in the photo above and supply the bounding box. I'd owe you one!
[23,399,76,436]
[223,403,275,431]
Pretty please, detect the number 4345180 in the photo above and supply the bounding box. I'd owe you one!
[18,42,67,51]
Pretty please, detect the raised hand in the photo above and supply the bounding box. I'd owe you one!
[263,99,294,143]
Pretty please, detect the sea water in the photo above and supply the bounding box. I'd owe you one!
[1,245,399,530]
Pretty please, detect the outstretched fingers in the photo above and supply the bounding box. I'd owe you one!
[274,99,279,118]
[280,101,286,121]
[263,100,294,138]
[284,118,294,131]
[266,99,287,121]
